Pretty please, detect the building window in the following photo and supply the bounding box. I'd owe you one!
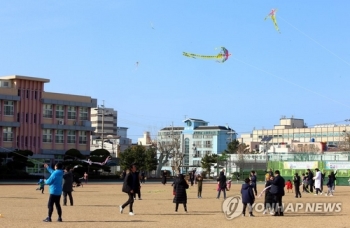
[55,105,64,119]
[26,90,29,98]
[25,136,28,146]
[43,104,53,118]
[4,101,14,116]
[55,130,64,143]
[43,129,52,143]
[79,107,88,120]
[79,131,87,144]
[34,91,37,99]
[3,127,13,141]
[26,113,28,123]
[67,106,76,120]
[18,90,21,96]
[34,114,37,123]
[204,140,212,148]
[67,130,76,143]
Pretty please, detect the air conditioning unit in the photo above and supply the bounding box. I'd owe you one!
[58,120,64,125]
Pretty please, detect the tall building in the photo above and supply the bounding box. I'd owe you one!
[157,118,236,174]
[239,116,350,152]
[0,75,96,158]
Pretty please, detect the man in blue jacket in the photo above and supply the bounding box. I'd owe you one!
[43,162,64,222]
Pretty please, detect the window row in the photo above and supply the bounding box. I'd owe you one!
[257,132,347,139]
[43,130,87,144]
[43,105,89,120]
[18,89,40,100]
[2,128,88,145]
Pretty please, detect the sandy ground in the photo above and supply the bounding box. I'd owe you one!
[0,182,349,228]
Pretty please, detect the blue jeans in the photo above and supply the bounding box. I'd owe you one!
[217,188,226,199]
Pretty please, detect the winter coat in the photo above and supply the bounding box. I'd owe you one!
[241,183,255,204]
[217,172,227,189]
[314,171,322,189]
[62,171,74,192]
[122,172,140,193]
[264,181,274,204]
[173,179,189,204]
[45,167,63,195]
[293,175,301,186]
[161,172,167,184]
[270,175,285,196]
[307,172,314,185]
[327,177,335,187]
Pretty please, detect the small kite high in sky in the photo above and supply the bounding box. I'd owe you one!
[183,47,231,63]
[265,9,280,33]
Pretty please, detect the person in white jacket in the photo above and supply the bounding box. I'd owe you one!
[313,168,322,195]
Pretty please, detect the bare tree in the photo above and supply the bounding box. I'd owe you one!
[235,143,250,176]
[338,131,350,151]
[153,128,184,176]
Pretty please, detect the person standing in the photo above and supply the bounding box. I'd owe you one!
[161,170,167,185]
[140,170,145,184]
[173,174,189,213]
[270,170,285,216]
[216,171,227,199]
[263,175,275,215]
[325,174,335,196]
[241,177,255,217]
[133,170,142,200]
[43,163,64,222]
[313,168,322,195]
[196,173,203,198]
[307,169,314,193]
[120,164,139,216]
[62,167,74,206]
[189,169,195,186]
[250,170,257,196]
[293,173,301,198]
[83,172,88,184]
[330,170,337,191]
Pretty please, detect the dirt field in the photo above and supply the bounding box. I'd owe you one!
[0,182,348,228]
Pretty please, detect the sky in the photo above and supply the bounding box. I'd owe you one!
[1,1,350,142]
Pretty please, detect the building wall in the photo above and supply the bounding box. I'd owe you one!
[0,75,96,156]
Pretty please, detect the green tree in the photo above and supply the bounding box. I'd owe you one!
[7,150,35,171]
[89,149,111,173]
[225,140,240,154]
[119,145,147,171]
[144,147,158,174]
[63,148,85,169]
[201,154,217,178]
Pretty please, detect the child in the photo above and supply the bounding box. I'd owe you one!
[36,178,45,194]
[226,178,232,191]
[196,174,203,198]
[325,175,334,196]
[285,180,293,193]
[302,173,309,193]
[241,178,255,217]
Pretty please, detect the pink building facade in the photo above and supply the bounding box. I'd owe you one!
[0,75,96,157]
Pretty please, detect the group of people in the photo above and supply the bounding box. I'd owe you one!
[300,169,337,196]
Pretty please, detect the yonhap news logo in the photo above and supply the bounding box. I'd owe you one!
[222,196,244,220]
[222,195,342,220]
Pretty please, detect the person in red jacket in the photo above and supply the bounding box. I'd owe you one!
[285,180,293,193]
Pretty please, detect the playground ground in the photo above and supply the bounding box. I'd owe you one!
[0,182,349,228]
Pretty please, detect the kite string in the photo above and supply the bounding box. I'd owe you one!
[232,57,350,109]
[277,15,350,67]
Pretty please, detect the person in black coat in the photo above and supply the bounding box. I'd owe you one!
[270,170,285,216]
[216,171,227,199]
[263,175,275,215]
[161,170,167,185]
[173,174,189,212]
[241,178,255,217]
[120,164,140,215]
[307,169,314,193]
[133,170,142,200]
[293,173,301,198]
[62,167,74,206]
[330,170,337,191]
[250,170,257,196]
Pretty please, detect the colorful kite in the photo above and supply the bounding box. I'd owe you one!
[265,9,280,33]
[183,47,231,63]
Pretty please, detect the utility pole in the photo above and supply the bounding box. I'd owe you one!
[101,100,105,149]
